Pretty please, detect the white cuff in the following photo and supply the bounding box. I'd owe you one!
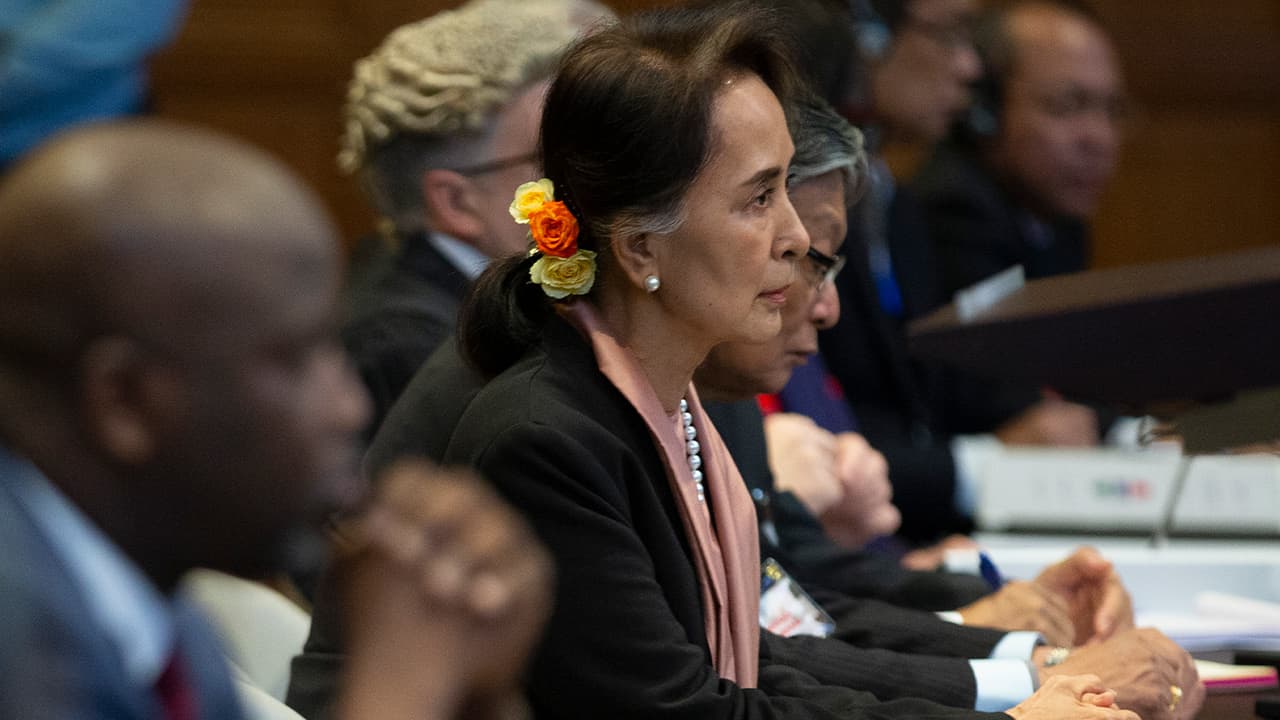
[990,631,1040,660]
[970,658,1036,711]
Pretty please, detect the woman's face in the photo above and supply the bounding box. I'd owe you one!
[649,73,808,348]
[698,170,847,399]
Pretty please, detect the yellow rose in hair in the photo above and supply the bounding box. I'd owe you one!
[530,250,597,299]
[509,178,556,224]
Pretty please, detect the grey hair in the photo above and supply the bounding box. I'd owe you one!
[789,95,869,208]
[340,0,613,230]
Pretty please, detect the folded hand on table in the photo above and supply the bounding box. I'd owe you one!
[335,460,553,720]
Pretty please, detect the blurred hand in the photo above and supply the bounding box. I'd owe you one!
[997,399,1099,447]
[336,461,553,720]
[1005,674,1138,720]
[1040,628,1205,720]
[957,579,1075,646]
[818,432,900,548]
[1035,546,1134,644]
[764,413,842,516]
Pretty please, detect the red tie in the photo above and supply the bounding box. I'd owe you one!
[155,652,198,720]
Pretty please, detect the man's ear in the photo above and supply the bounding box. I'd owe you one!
[609,230,662,293]
[79,337,184,465]
[421,169,486,241]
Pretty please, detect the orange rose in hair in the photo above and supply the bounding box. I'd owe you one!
[529,201,579,258]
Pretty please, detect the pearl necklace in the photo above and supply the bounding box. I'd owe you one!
[680,398,705,502]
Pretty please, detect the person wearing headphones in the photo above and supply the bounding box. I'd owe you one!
[773,0,1105,544]
[909,0,1130,442]
[912,0,1127,298]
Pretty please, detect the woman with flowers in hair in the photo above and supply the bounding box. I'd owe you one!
[439,3,1141,720]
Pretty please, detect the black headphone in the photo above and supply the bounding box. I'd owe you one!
[958,0,1099,141]
[849,0,894,63]
[959,9,1009,141]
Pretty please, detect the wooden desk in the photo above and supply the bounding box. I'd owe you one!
[907,246,1280,410]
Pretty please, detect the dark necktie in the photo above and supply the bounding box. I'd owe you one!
[155,652,198,720]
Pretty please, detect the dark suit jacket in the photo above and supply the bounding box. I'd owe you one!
[703,399,993,613]
[0,454,245,720]
[702,398,1006,692]
[364,336,486,479]
[819,189,974,542]
[911,139,1089,300]
[910,139,1090,432]
[438,317,1007,719]
[341,231,472,440]
[290,330,1012,719]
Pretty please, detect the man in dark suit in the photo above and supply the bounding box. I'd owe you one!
[0,120,551,720]
[908,1,1127,437]
[782,0,1100,542]
[912,0,1125,298]
[338,0,611,438]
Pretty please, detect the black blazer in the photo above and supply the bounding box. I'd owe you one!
[910,139,1089,301]
[288,326,1012,720]
[910,139,1090,432]
[703,399,994,614]
[438,317,1008,719]
[363,336,484,478]
[341,231,472,440]
[819,190,972,542]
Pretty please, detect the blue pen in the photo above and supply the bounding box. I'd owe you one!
[978,551,1005,590]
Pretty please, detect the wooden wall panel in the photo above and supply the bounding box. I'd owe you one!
[1093,110,1280,267]
[150,0,1279,265]
[1092,0,1280,110]
[1086,0,1280,266]
[150,0,450,246]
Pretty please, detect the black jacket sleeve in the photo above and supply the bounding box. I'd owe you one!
[459,418,1006,720]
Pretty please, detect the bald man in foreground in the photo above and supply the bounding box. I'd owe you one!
[0,120,551,720]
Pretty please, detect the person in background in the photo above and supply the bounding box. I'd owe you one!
[0,0,189,171]
[909,0,1127,434]
[347,91,1200,720]
[914,0,1126,297]
[0,120,551,720]
[338,0,611,439]
[692,96,1199,720]
[768,0,1101,544]
[365,1,1196,716]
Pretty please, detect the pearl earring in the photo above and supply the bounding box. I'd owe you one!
[644,274,661,293]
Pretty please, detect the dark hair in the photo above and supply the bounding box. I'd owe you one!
[867,0,906,31]
[768,0,856,107]
[459,1,802,377]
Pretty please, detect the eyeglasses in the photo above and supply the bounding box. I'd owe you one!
[449,151,539,177]
[803,247,846,291]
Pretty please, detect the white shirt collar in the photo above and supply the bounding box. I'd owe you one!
[3,447,174,689]
[428,231,491,279]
